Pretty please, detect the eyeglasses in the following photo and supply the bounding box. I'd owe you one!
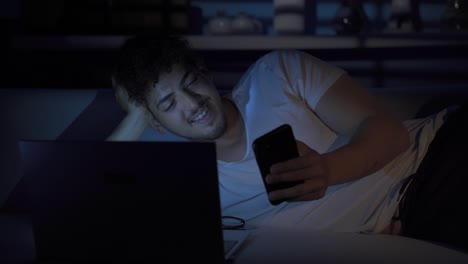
[221,216,245,230]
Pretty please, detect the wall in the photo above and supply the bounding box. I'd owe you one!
[0,0,19,18]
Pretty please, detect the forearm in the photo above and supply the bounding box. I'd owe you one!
[106,111,147,141]
[324,115,410,186]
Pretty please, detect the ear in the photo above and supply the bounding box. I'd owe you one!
[149,119,167,134]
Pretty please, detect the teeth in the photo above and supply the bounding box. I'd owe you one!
[192,108,208,122]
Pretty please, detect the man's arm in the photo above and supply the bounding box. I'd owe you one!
[106,81,149,141]
[106,110,148,141]
[315,73,410,185]
[266,73,410,202]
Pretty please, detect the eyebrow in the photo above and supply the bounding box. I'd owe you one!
[156,94,173,110]
[179,70,191,88]
[155,70,191,110]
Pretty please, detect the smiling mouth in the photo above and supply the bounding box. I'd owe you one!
[190,107,209,123]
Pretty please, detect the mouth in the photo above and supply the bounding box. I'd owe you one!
[190,105,211,125]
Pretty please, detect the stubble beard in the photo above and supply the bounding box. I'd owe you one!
[195,97,228,141]
[203,113,227,140]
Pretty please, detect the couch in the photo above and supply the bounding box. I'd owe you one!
[1,85,468,263]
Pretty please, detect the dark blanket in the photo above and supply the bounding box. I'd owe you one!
[400,102,468,253]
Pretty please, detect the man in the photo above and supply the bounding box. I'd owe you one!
[107,34,466,250]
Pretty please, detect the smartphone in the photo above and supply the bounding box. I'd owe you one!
[252,124,303,205]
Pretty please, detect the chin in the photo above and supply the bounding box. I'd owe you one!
[199,122,227,141]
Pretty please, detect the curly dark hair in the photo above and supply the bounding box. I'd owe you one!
[111,34,204,104]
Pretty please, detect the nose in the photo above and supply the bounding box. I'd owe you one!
[179,90,202,111]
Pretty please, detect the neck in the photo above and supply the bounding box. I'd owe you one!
[215,98,246,161]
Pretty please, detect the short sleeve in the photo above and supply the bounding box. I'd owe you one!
[260,50,346,110]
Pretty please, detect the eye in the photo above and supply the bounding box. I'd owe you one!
[162,99,176,112]
[185,75,199,90]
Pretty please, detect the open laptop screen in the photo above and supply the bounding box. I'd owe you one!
[8,140,225,263]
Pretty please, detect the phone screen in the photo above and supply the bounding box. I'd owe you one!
[252,124,303,205]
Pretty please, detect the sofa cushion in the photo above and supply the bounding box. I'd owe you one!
[57,89,188,142]
[57,89,125,140]
[0,88,96,208]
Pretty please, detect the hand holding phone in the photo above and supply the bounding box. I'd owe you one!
[252,124,304,205]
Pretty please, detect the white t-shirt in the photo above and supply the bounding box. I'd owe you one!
[218,50,449,233]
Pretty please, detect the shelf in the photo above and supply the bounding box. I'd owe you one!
[4,33,468,90]
[188,35,468,50]
[9,34,468,51]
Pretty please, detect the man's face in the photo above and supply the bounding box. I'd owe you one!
[145,64,227,140]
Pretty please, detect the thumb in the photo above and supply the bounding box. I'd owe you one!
[296,140,316,156]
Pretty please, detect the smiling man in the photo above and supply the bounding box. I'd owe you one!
[106,34,468,251]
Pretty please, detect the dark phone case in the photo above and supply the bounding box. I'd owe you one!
[252,124,303,205]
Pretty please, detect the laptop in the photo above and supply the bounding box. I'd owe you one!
[4,140,249,263]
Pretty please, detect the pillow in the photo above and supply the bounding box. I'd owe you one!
[57,89,125,140]
[57,89,188,142]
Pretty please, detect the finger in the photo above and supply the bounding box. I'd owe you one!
[266,165,325,184]
[270,154,321,174]
[268,177,327,200]
[267,158,326,183]
[268,180,324,202]
[296,140,318,156]
[115,88,129,112]
[268,185,301,202]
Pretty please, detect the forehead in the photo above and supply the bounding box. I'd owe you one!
[152,64,189,93]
